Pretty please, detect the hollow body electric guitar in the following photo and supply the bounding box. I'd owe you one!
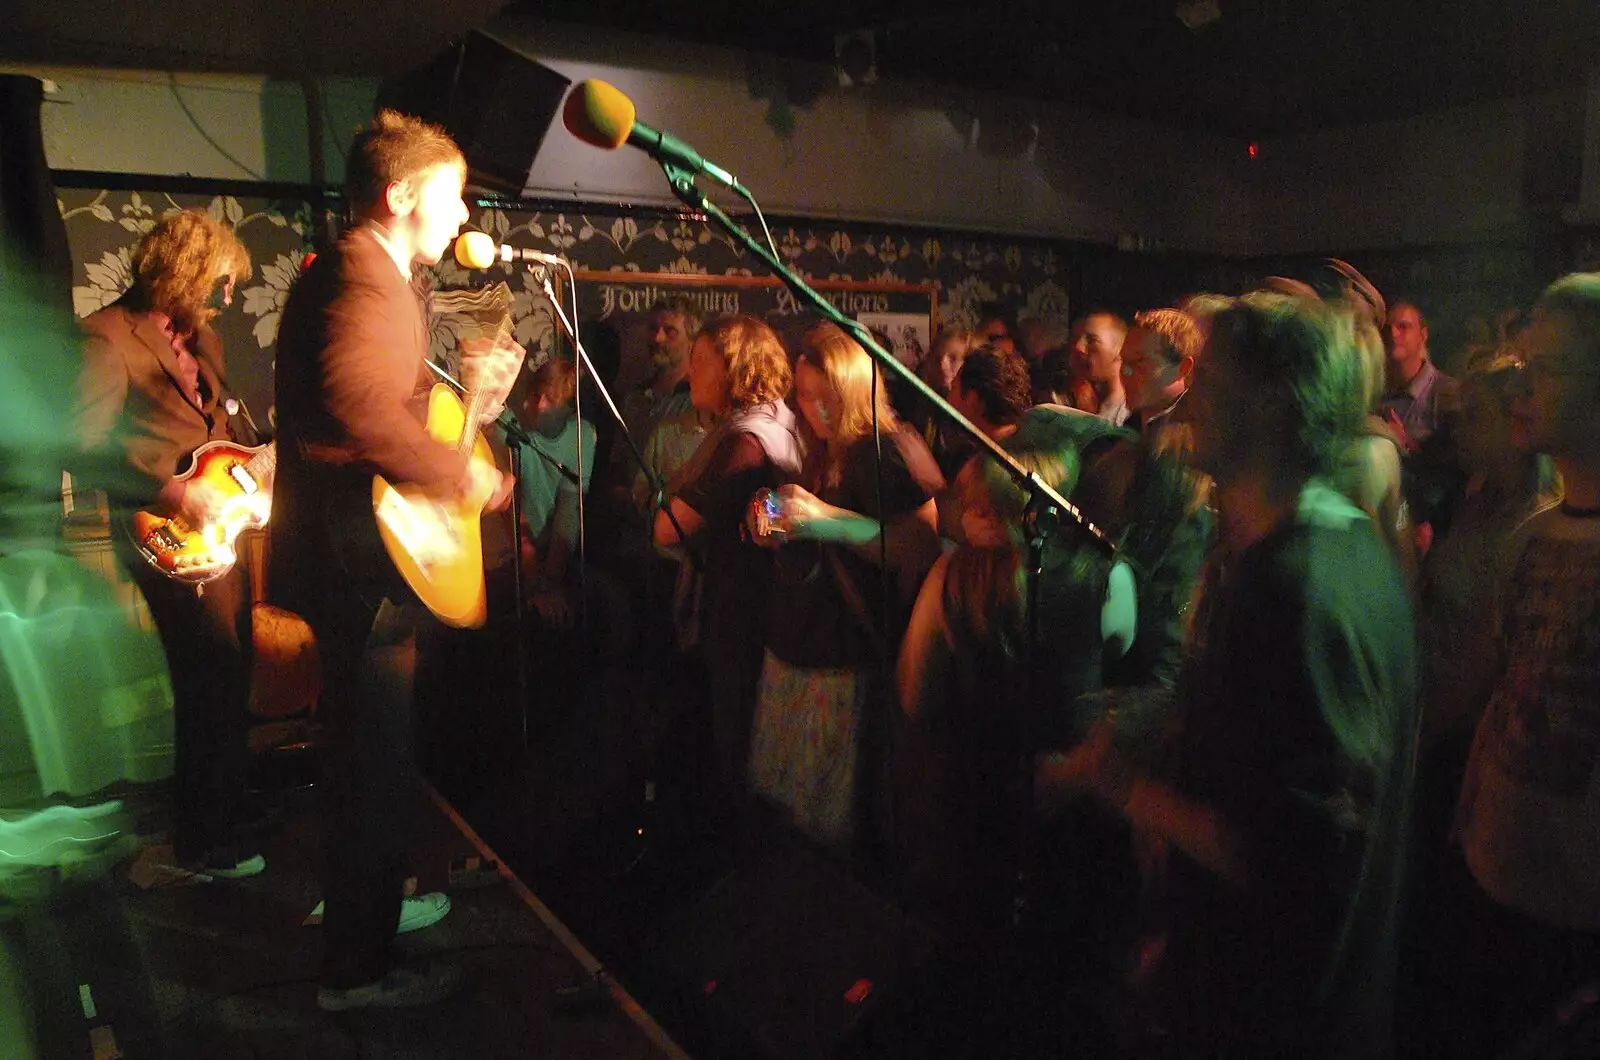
[372,281,516,630]
[127,439,276,582]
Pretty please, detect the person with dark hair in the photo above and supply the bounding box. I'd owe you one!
[1032,346,1077,407]
[1040,289,1416,1058]
[897,440,1132,936]
[655,315,802,821]
[974,304,1017,354]
[272,109,518,1011]
[512,357,597,630]
[936,343,1043,523]
[910,325,975,447]
[950,343,1034,442]
[611,297,701,485]
[1381,300,1458,452]
[67,209,260,879]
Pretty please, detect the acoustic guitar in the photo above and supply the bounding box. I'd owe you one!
[127,439,276,583]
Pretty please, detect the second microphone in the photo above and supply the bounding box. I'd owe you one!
[455,231,568,270]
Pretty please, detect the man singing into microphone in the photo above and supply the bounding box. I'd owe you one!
[271,109,517,1011]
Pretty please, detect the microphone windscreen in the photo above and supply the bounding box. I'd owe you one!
[454,231,499,270]
[563,80,635,150]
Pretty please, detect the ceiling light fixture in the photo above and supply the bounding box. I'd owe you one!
[835,29,878,88]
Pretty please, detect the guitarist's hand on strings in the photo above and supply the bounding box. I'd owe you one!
[486,468,515,513]
[462,459,516,514]
[158,475,228,528]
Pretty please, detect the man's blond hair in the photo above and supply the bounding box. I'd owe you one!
[344,109,466,214]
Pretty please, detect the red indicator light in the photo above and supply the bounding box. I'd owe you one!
[844,978,873,1004]
[1247,142,1259,159]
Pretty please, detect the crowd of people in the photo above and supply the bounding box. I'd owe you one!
[53,105,1599,1055]
[587,273,1598,1057]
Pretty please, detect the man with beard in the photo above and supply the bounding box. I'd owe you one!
[611,297,700,490]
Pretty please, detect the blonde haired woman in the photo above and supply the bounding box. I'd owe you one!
[746,322,944,853]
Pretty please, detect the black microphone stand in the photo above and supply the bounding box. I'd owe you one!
[653,159,1112,927]
[531,265,697,862]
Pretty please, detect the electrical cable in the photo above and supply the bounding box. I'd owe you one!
[565,260,588,634]
[731,182,781,262]
[167,74,266,181]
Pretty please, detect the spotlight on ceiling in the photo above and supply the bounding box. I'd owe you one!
[1174,0,1222,30]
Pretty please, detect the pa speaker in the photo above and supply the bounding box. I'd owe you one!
[376,30,569,196]
[645,834,941,1060]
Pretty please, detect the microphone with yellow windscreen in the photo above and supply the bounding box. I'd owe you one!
[562,79,636,151]
[560,79,742,191]
[454,231,501,271]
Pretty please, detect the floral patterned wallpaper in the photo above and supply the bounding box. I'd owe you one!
[466,203,1077,334]
[61,188,316,419]
[62,181,1591,422]
[59,184,1081,424]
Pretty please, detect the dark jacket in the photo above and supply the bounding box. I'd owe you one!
[70,296,235,510]
[269,226,468,608]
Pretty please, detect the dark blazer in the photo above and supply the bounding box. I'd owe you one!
[269,226,469,607]
[70,296,236,510]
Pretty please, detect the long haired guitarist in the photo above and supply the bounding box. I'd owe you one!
[269,109,518,1012]
[67,209,264,878]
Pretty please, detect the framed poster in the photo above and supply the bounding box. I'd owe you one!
[569,272,939,396]
[855,311,932,370]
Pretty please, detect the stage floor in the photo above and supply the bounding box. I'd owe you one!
[3,783,686,1060]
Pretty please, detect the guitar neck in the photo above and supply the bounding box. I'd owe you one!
[456,389,491,458]
[451,316,514,458]
[245,442,278,480]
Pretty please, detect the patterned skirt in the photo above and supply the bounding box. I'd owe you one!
[748,651,865,850]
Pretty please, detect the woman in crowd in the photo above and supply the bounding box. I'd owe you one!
[896,444,1136,936]
[746,322,945,854]
[654,315,802,813]
[911,325,977,478]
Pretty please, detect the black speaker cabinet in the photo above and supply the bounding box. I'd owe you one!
[376,30,569,196]
[646,836,940,1060]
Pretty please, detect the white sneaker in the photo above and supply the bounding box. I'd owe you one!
[205,853,267,880]
[396,892,451,934]
[305,891,451,935]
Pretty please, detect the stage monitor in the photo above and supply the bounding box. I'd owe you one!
[377,30,570,196]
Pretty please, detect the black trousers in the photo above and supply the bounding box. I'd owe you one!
[117,536,252,863]
[302,589,425,989]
